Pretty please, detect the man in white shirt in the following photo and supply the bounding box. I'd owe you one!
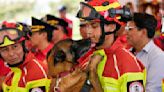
[126,12,164,92]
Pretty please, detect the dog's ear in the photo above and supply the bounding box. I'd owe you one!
[71,39,91,62]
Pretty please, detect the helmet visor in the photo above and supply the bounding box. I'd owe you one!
[77,2,102,20]
[0,28,22,45]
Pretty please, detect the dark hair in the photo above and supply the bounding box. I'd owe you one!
[39,29,53,42]
[59,6,67,12]
[132,13,157,38]
[17,22,32,40]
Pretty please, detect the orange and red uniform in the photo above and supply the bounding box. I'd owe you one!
[2,52,50,92]
[34,43,54,63]
[95,38,146,92]
[0,59,10,77]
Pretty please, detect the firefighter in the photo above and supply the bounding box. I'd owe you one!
[30,17,57,62]
[77,0,146,92]
[41,14,69,44]
[0,21,50,92]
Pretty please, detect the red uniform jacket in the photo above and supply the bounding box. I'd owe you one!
[103,37,145,79]
[0,59,10,76]
[4,52,48,87]
[34,43,54,62]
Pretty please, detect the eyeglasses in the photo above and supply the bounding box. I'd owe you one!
[125,26,137,31]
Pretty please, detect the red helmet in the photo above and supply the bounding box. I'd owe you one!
[0,21,26,47]
[77,0,131,25]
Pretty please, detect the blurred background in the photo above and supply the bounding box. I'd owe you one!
[0,0,163,39]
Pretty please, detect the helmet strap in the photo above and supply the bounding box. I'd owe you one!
[8,41,28,67]
[22,40,29,53]
[96,21,105,47]
[96,20,121,47]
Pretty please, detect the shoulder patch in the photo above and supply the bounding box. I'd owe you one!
[30,87,45,92]
[127,80,144,92]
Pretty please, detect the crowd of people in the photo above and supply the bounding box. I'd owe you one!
[0,0,163,92]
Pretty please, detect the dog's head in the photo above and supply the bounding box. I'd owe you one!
[47,39,92,77]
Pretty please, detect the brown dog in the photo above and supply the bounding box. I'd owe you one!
[47,39,94,92]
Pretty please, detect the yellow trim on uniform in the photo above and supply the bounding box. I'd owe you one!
[0,37,15,47]
[2,67,25,92]
[119,72,145,92]
[2,67,51,92]
[94,2,121,11]
[93,49,107,86]
[26,78,51,92]
[162,80,164,92]
[102,77,120,92]
[47,20,59,26]
[31,25,45,32]
[10,68,22,89]
[94,49,146,92]
[3,83,26,92]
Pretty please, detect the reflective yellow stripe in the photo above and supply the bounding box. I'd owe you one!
[2,68,26,92]
[95,49,146,92]
[3,77,51,92]
[100,72,145,92]
[2,68,51,92]
[2,83,25,92]
[162,80,164,92]
[11,68,22,88]
[94,49,107,86]
[143,69,147,87]
[94,2,121,11]
[26,78,51,92]
[119,72,145,92]
[102,77,120,92]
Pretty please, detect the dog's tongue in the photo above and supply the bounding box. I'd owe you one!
[91,43,96,47]
[58,68,75,78]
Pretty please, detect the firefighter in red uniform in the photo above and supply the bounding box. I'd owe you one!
[41,14,69,44]
[30,17,57,62]
[0,21,50,92]
[0,59,10,91]
[77,0,146,92]
[58,5,73,38]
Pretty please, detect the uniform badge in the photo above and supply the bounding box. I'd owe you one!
[128,81,144,92]
[31,88,43,92]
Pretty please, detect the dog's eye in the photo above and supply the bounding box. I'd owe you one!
[54,50,66,63]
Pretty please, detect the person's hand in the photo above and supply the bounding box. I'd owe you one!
[88,54,103,92]
[89,54,102,72]
[57,68,86,92]
[0,76,5,92]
